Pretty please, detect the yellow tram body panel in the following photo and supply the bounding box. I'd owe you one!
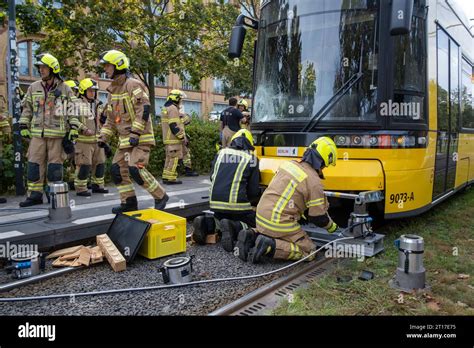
[255,145,443,216]
[455,133,474,187]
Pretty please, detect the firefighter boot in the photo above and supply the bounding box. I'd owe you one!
[19,192,43,207]
[220,219,242,252]
[91,184,109,194]
[162,179,182,185]
[76,190,92,197]
[248,235,276,264]
[154,194,169,211]
[236,228,257,262]
[184,167,199,177]
[112,196,138,214]
[192,215,215,245]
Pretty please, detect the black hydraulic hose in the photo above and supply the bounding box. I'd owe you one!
[0,222,367,302]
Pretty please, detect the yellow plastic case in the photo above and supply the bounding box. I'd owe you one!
[125,209,186,259]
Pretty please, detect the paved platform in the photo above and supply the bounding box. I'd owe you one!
[0,176,211,250]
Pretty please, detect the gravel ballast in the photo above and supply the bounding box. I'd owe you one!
[0,223,305,315]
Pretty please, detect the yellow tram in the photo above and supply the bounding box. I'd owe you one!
[230,0,473,219]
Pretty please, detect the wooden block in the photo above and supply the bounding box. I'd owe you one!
[59,249,83,261]
[70,258,82,267]
[205,233,220,244]
[89,246,103,264]
[52,258,70,267]
[47,245,84,259]
[78,248,91,267]
[96,234,126,272]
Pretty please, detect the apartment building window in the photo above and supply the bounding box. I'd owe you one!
[18,41,41,77]
[181,72,200,91]
[213,79,226,94]
[182,100,202,117]
[99,72,111,80]
[213,103,228,113]
[155,75,168,87]
[155,97,167,115]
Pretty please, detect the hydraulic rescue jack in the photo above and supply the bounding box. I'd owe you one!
[303,190,385,257]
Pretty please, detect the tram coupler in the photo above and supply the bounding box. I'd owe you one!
[304,190,385,257]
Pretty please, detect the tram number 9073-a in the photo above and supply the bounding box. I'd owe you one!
[389,192,415,204]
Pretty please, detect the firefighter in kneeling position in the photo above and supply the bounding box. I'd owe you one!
[238,137,340,263]
[193,129,260,252]
[73,78,109,196]
[19,53,80,207]
[98,50,168,213]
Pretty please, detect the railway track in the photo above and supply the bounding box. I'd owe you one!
[209,255,338,316]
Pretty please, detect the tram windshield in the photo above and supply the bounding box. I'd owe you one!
[253,0,379,124]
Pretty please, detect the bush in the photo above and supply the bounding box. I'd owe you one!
[0,118,220,194]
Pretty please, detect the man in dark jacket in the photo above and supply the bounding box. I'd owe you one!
[193,129,260,252]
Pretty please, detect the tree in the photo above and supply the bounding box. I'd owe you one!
[16,0,254,114]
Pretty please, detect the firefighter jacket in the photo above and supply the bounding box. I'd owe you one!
[161,101,185,145]
[19,77,78,138]
[75,98,104,143]
[99,74,154,149]
[0,98,10,136]
[256,160,333,233]
[209,138,260,213]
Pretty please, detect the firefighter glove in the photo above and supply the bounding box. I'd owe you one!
[20,124,31,139]
[327,221,339,233]
[68,129,79,141]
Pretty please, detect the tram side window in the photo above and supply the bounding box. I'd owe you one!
[461,59,474,129]
[393,0,426,121]
[437,30,449,132]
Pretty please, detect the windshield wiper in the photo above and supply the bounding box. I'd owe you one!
[301,71,363,132]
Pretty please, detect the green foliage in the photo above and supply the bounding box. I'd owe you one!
[15,0,254,110]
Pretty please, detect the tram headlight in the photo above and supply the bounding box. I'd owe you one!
[334,135,347,146]
[352,135,362,145]
[369,136,378,146]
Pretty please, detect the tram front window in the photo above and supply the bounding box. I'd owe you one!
[254,0,379,123]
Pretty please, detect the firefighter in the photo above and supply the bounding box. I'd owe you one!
[161,89,187,184]
[73,78,109,196]
[18,53,80,207]
[0,96,10,204]
[64,80,80,190]
[237,99,251,130]
[98,50,168,213]
[178,108,198,177]
[220,97,244,148]
[193,129,260,252]
[238,137,340,263]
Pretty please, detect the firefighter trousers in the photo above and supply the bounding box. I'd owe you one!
[222,126,236,148]
[111,145,165,203]
[162,144,183,181]
[74,142,106,192]
[258,227,316,261]
[26,137,66,196]
[214,211,256,230]
[182,143,192,168]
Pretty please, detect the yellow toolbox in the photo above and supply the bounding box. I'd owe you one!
[124,209,187,259]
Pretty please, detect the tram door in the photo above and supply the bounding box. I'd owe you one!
[433,27,460,199]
